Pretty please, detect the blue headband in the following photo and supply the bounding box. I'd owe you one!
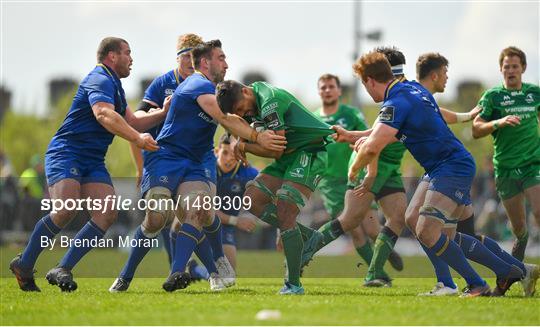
[176,47,193,57]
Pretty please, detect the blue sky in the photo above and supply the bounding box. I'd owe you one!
[1,1,538,114]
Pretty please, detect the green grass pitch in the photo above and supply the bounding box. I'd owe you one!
[1,247,539,325]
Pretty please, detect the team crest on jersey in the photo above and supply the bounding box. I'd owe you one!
[378,106,395,122]
[525,93,535,104]
[69,167,79,176]
[231,182,241,193]
[336,118,348,129]
[290,168,305,178]
[165,88,175,96]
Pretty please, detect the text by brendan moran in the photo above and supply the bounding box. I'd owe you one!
[41,236,159,250]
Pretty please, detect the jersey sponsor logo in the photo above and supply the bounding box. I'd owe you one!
[525,93,535,104]
[503,95,511,101]
[261,102,278,116]
[290,167,305,178]
[165,88,175,96]
[264,111,281,129]
[378,106,395,122]
[198,111,218,125]
[500,99,515,106]
[510,90,524,96]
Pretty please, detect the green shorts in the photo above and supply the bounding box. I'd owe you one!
[262,150,327,191]
[319,176,378,218]
[495,163,540,200]
[348,161,405,201]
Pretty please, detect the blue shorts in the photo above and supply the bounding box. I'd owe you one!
[202,151,217,186]
[425,155,475,206]
[222,224,236,246]
[45,152,112,186]
[141,151,210,198]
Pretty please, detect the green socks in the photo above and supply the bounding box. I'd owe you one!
[318,219,345,249]
[281,226,304,286]
[355,242,373,265]
[260,202,315,241]
[366,226,397,281]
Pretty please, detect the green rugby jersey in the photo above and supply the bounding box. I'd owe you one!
[315,104,369,178]
[478,82,540,169]
[252,82,333,151]
[375,116,407,167]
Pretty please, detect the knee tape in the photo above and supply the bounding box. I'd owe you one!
[276,184,307,210]
[246,179,276,200]
[419,205,457,227]
[144,186,175,225]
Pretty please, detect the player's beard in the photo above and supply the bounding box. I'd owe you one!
[210,66,226,84]
[323,99,338,107]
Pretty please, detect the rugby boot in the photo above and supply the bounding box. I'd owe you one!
[46,266,77,292]
[9,254,40,292]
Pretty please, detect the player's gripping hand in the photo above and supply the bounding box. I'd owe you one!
[257,130,287,151]
[162,95,172,114]
[469,106,482,120]
[331,125,351,143]
[351,136,368,152]
[237,216,256,233]
[497,115,521,128]
[232,138,249,166]
[353,176,375,197]
[136,133,159,151]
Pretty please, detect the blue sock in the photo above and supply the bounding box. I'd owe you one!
[190,260,210,280]
[430,234,486,287]
[169,230,177,262]
[479,235,526,274]
[20,214,61,269]
[161,227,172,265]
[171,223,201,274]
[203,217,224,261]
[194,235,218,274]
[420,242,456,289]
[119,226,155,281]
[455,232,511,277]
[59,220,105,270]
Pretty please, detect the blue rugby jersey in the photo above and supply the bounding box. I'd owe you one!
[141,68,183,138]
[156,72,217,162]
[216,163,258,217]
[47,64,127,160]
[376,80,470,174]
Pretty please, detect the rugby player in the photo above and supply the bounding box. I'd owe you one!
[138,40,285,292]
[216,80,334,295]
[10,37,164,292]
[315,73,403,272]
[110,34,228,292]
[405,52,533,297]
[348,51,492,297]
[472,47,540,264]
